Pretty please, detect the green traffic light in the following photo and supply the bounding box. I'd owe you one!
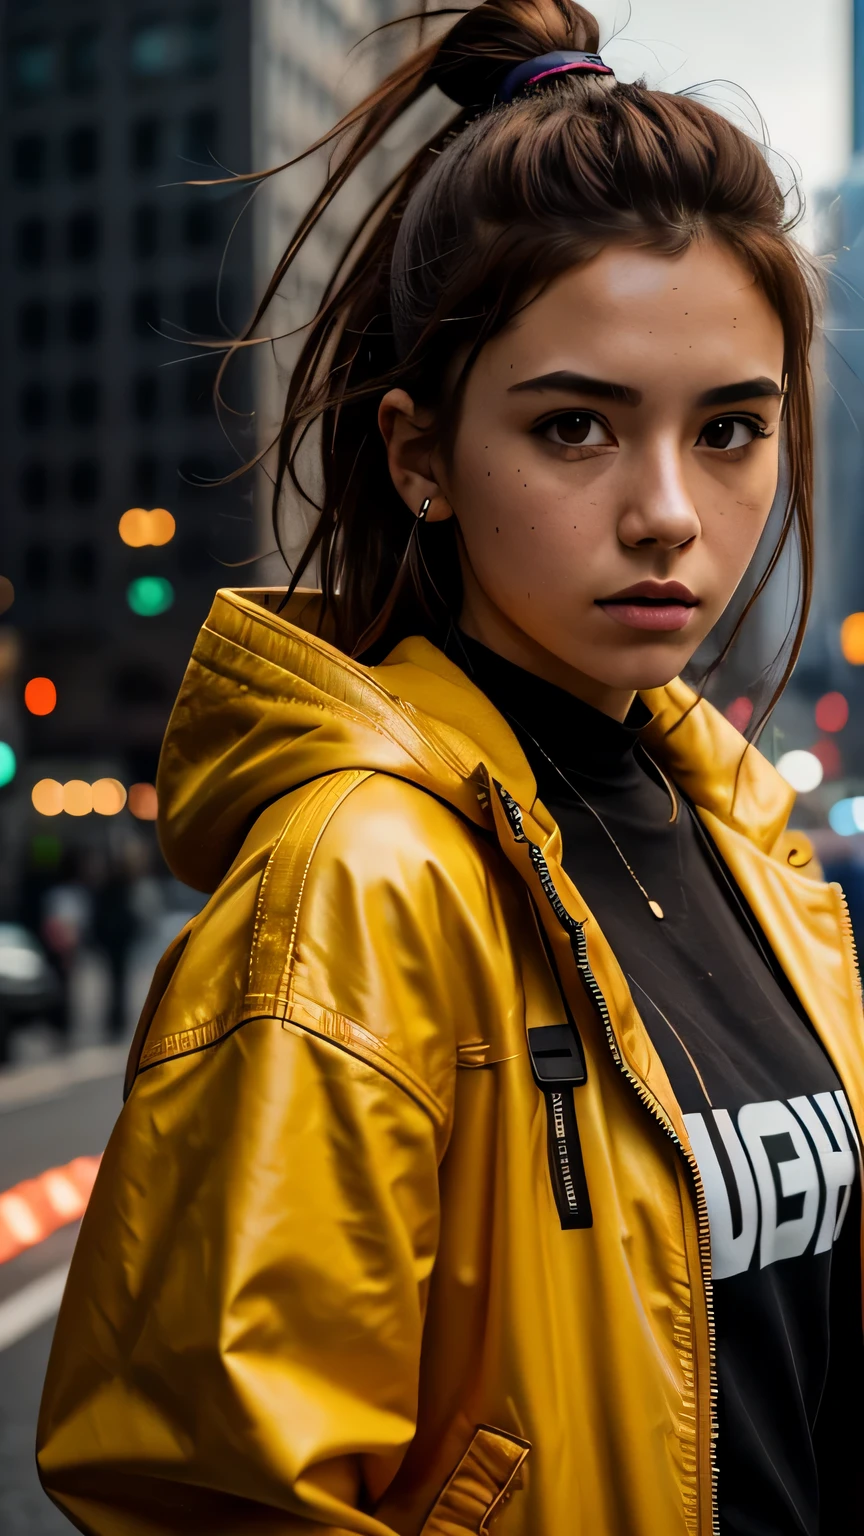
[127,576,174,617]
[0,742,17,788]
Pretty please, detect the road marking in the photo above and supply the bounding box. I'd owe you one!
[0,1044,126,1113]
[0,1156,101,1264]
[0,1262,70,1352]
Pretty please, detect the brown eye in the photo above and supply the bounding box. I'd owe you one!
[542,412,615,447]
[698,417,759,451]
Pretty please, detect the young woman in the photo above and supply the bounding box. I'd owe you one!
[37,4,864,1533]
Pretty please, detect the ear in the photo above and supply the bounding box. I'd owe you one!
[378,389,454,522]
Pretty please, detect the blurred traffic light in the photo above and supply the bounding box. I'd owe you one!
[127,576,174,616]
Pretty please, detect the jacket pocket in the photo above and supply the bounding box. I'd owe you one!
[420,1425,530,1534]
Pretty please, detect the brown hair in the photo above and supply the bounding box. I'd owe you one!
[225,1,818,722]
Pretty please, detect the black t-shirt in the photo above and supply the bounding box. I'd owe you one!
[449,631,864,1535]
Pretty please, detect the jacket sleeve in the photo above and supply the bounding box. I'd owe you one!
[36,772,501,1535]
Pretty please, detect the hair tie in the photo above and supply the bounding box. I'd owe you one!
[500,50,614,103]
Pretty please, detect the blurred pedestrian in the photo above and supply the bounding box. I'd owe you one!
[89,840,151,1041]
[37,849,91,1042]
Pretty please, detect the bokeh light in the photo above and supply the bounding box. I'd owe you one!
[840,612,864,665]
[0,576,14,616]
[92,778,127,816]
[724,696,754,733]
[24,676,57,716]
[127,575,174,616]
[0,742,17,788]
[128,782,158,820]
[829,797,864,837]
[810,738,842,780]
[119,507,175,548]
[32,779,64,816]
[776,749,824,794]
[815,691,849,733]
[63,780,93,817]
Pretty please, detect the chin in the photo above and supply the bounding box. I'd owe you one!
[592,649,697,694]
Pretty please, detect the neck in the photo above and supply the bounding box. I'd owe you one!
[458,602,636,724]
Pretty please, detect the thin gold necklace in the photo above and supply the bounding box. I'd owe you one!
[504,709,675,922]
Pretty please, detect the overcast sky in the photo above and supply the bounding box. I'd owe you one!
[595,0,852,234]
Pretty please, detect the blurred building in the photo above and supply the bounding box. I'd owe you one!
[0,0,399,909]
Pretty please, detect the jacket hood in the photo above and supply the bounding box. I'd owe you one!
[157,587,796,894]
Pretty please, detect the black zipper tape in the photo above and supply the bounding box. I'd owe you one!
[494,782,595,1230]
[543,1084,593,1229]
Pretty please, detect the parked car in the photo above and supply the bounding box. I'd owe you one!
[0,923,66,1065]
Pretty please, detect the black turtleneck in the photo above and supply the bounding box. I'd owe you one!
[447,629,863,1536]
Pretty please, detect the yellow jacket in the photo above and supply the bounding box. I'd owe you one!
[37,588,864,1536]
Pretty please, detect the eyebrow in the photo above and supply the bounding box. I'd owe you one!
[507,371,784,410]
[508,371,641,405]
[696,377,783,407]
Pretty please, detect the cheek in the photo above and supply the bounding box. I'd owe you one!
[698,451,781,581]
[449,429,606,590]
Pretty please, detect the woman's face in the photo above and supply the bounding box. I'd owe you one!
[380,238,786,718]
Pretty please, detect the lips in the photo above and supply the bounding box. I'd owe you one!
[596,581,699,634]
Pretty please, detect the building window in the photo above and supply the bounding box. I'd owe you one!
[183,107,218,163]
[19,382,51,430]
[132,204,160,259]
[66,25,101,93]
[67,378,101,426]
[10,35,58,100]
[130,115,162,171]
[129,11,219,80]
[69,542,98,588]
[12,133,47,184]
[65,124,100,179]
[25,543,52,591]
[20,462,49,510]
[69,458,101,505]
[132,288,160,339]
[133,373,160,422]
[16,217,47,270]
[67,295,101,346]
[18,301,49,349]
[66,209,100,262]
[183,200,219,248]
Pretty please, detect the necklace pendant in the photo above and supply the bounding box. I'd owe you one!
[648,899,665,921]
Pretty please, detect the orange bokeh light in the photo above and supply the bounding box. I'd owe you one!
[119,507,175,547]
[63,780,93,817]
[815,691,849,733]
[24,676,57,716]
[32,779,64,816]
[92,778,127,816]
[128,782,158,820]
[841,612,864,665]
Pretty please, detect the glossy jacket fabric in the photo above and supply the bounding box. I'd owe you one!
[37,588,864,1536]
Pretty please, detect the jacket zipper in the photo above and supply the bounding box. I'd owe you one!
[495,783,719,1535]
[837,884,864,1005]
[569,921,720,1536]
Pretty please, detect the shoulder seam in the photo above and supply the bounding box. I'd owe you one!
[246,769,374,1012]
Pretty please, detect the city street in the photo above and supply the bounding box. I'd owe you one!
[0,912,196,1533]
[0,1058,123,1533]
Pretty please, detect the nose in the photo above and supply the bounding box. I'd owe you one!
[616,441,701,553]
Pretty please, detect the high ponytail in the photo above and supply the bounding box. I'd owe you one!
[215,1,818,726]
